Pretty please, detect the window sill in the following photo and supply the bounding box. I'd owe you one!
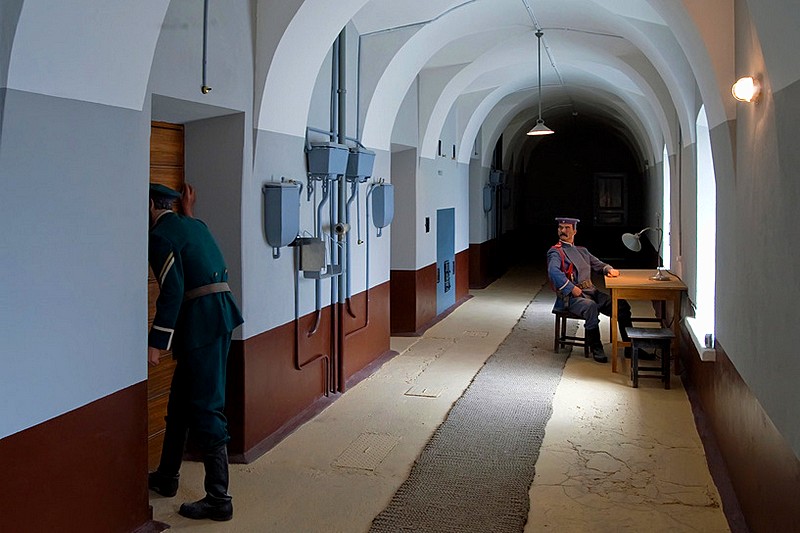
[684,316,716,362]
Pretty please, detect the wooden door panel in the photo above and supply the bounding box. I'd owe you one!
[148,121,184,470]
[150,122,184,167]
[149,166,184,192]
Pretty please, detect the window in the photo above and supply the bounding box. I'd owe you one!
[688,106,716,358]
[662,144,671,269]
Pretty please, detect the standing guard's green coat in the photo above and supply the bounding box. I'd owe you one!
[149,210,243,450]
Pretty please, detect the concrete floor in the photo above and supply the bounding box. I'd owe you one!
[150,266,730,532]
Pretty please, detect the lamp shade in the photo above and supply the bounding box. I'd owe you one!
[527,119,554,136]
[622,232,642,252]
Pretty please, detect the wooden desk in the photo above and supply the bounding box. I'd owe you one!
[605,269,687,374]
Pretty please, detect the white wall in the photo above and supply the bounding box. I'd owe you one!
[8,0,168,110]
[0,91,150,439]
[390,148,418,271]
[468,161,492,244]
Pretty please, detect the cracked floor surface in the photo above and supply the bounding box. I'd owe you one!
[526,301,729,533]
[150,266,730,532]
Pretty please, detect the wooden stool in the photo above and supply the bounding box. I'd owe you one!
[553,309,589,357]
[625,327,675,389]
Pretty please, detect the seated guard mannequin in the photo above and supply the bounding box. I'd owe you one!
[546,217,636,362]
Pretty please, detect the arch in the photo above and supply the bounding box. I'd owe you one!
[255,0,370,135]
[7,0,169,110]
[360,1,527,150]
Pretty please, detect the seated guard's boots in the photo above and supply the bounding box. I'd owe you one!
[585,327,607,363]
[179,444,233,521]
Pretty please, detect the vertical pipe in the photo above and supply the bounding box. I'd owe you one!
[331,36,339,136]
[336,27,347,392]
[309,183,329,336]
[201,0,211,94]
[346,181,357,306]
[330,189,338,391]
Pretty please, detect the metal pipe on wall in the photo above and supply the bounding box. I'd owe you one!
[293,244,331,395]
[331,36,339,136]
[336,27,348,393]
[345,182,376,336]
[200,0,211,94]
[309,181,330,336]
[345,181,358,316]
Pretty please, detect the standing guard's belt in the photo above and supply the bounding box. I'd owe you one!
[183,282,230,302]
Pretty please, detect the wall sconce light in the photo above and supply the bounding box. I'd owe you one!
[731,76,760,103]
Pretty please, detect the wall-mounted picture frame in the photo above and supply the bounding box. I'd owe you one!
[594,173,627,225]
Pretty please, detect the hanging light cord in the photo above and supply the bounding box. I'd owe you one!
[536,30,543,121]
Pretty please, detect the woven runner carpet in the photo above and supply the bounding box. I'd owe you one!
[370,285,570,532]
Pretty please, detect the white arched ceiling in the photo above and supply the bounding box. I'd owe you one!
[7,0,169,110]
[255,0,735,171]
[418,31,539,160]
[425,31,676,165]
[357,0,706,163]
[489,86,655,172]
[360,0,531,150]
[256,0,371,135]
[452,57,663,169]
[645,0,733,130]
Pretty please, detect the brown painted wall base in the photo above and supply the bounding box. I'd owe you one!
[468,236,517,289]
[0,382,151,533]
[455,249,469,301]
[226,282,391,462]
[469,240,496,289]
[681,334,800,532]
[391,250,470,335]
[390,263,437,335]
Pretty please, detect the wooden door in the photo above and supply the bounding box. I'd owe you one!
[147,121,185,469]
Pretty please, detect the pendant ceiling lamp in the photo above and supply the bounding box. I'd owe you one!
[528,30,554,136]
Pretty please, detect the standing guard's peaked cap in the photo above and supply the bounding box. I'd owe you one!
[149,183,181,200]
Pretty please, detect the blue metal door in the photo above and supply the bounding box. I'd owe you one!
[436,208,456,314]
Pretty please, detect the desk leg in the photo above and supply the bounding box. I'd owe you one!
[672,296,681,375]
[611,292,619,373]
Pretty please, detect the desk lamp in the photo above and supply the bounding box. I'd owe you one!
[621,227,671,281]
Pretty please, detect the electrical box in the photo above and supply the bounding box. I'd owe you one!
[292,237,326,272]
[346,147,376,181]
[372,183,394,228]
[483,185,493,212]
[263,182,301,253]
[306,142,349,178]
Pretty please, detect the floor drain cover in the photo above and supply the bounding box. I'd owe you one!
[332,433,400,471]
[404,385,444,398]
[463,330,489,337]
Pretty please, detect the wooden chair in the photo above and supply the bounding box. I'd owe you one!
[552,309,590,357]
[625,327,675,389]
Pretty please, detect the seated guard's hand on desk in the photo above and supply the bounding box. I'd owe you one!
[606,268,620,277]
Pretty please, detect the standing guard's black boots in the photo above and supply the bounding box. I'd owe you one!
[585,327,607,363]
[179,444,233,521]
[148,421,187,497]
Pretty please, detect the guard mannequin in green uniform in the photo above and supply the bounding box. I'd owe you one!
[147,183,243,522]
